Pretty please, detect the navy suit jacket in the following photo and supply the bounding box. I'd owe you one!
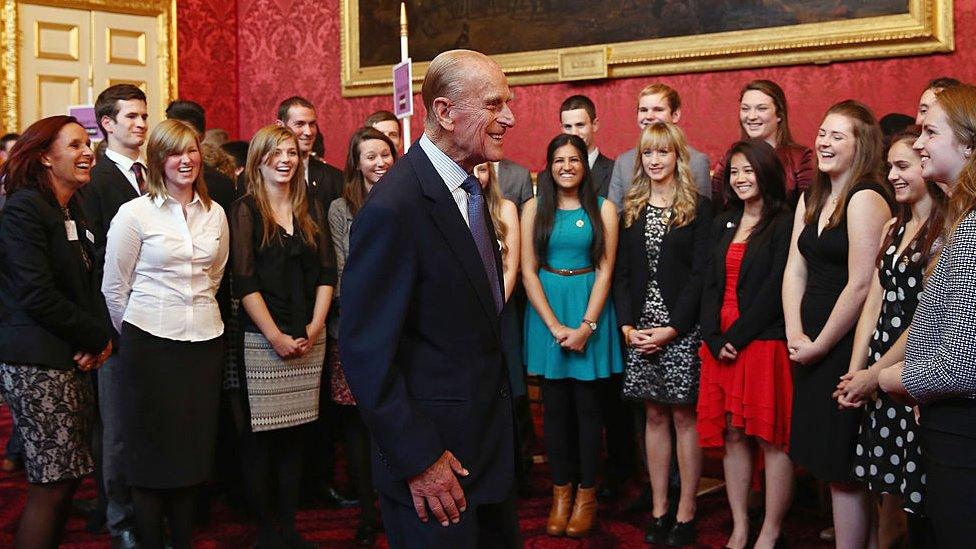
[339,142,515,507]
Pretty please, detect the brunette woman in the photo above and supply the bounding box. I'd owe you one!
[523,134,620,538]
[834,127,945,548]
[0,116,111,548]
[782,101,893,548]
[880,83,976,547]
[614,122,712,546]
[102,119,229,549]
[327,127,395,545]
[711,80,814,207]
[699,139,793,549]
[231,125,335,548]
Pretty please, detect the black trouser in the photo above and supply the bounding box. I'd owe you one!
[302,366,337,495]
[337,404,378,523]
[600,374,638,487]
[378,489,521,548]
[241,425,304,536]
[541,378,603,488]
[921,427,976,547]
[131,485,198,549]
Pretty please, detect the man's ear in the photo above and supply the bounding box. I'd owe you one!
[592,117,600,134]
[100,115,114,135]
[432,97,454,131]
[275,119,285,128]
[670,108,682,124]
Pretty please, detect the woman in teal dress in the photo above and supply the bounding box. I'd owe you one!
[522,134,622,539]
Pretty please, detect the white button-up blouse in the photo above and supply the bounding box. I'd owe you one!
[102,193,229,342]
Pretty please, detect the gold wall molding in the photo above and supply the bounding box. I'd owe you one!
[340,0,952,98]
[1,0,178,133]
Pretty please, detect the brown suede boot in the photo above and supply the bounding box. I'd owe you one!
[565,485,597,538]
[546,483,574,536]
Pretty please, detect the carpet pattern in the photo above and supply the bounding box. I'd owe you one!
[0,402,834,548]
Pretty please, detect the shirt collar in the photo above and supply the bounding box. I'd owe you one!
[418,133,469,192]
[104,148,145,171]
[151,192,202,209]
[588,147,600,168]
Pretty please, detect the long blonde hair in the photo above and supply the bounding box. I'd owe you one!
[145,119,212,209]
[623,122,698,228]
[244,125,319,248]
[937,84,976,235]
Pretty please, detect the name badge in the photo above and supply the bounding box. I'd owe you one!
[85,229,95,244]
[65,220,79,241]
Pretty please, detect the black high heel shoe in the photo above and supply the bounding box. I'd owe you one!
[664,518,697,547]
[644,513,674,544]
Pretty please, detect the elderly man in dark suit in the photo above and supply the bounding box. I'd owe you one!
[340,49,520,548]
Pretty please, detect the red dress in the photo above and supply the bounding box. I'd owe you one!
[697,242,792,449]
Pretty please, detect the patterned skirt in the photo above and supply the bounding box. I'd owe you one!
[0,363,94,484]
[243,331,325,432]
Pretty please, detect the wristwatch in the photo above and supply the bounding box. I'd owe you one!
[583,319,597,332]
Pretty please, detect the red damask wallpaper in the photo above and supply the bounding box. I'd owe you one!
[178,0,976,173]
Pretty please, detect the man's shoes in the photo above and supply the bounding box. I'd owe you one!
[354,520,378,546]
[321,486,358,509]
[110,528,141,549]
[1,456,22,472]
[664,519,697,547]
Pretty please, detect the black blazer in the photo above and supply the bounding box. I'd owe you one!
[592,153,614,198]
[700,209,792,358]
[614,198,713,334]
[204,163,236,214]
[0,188,110,369]
[78,152,139,268]
[339,143,514,508]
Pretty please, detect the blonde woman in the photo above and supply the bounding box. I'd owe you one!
[613,122,712,546]
[231,125,335,548]
[102,119,229,549]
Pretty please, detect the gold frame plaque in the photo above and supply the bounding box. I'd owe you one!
[340,0,952,98]
[0,0,178,133]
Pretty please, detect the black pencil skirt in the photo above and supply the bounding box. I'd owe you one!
[119,322,223,489]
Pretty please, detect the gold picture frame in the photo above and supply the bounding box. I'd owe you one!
[0,0,178,133]
[340,0,952,98]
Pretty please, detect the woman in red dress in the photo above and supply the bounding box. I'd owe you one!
[698,139,794,549]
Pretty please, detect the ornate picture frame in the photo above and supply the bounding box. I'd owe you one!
[341,0,952,98]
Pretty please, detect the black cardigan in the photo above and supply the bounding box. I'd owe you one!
[0,187,110,369]
[699,209,792,358]
[613,198,713,335]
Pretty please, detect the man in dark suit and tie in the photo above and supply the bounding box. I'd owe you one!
[559,94,614,198]
[78,83,147,549]
[494,159,533,209]
[340,49,520,548]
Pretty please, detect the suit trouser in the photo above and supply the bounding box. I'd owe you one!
[921,427,976,548]
[379,488,521,549]
[99,354,135,534]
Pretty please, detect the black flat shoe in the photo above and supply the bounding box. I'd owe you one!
[664,519,697,547]
[644,513,674,544]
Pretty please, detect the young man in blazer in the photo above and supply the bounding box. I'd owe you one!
[608,84,712,206]
[560,95,614,198]
[494,159,534,209]
[340,49,519,548]
[78,83,148,549]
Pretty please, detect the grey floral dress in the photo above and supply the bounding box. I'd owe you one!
[621,205,702,405]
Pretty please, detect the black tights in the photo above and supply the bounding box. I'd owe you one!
[131,485,197,549]
[541,378,604,488]
[14,477,80,549]
[337,405,378,523]
[241,425,304,537]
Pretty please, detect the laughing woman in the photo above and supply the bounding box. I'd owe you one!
[232,125,335,549]
[102,119,229,549]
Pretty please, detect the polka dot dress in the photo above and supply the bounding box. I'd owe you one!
[853,224,927,513]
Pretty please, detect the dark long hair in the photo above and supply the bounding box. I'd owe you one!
[0,115,80,201]
[878,126,947,266]
[533,134,605,265]
[723,139,789,240]
[342,127,397,217]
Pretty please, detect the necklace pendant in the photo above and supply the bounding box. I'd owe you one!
[576,219,584,228]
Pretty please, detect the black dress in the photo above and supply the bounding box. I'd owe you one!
[853,223,929,513]
[790,182,892,482]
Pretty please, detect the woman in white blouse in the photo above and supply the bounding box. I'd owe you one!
[102,119,229,549]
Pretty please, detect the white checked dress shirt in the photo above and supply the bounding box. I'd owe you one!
[102,193,229,341]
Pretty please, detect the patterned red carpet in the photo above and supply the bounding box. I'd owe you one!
[0,403,833,548]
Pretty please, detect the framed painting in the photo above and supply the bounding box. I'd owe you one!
[340,0,952,97]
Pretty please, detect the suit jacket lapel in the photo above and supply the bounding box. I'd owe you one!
[714,215,738,300]
[99,155,139,201]
[410,148,501,330]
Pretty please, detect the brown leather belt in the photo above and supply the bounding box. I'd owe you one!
[541,265,595,276]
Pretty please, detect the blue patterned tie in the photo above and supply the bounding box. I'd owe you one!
[461,175,503,314]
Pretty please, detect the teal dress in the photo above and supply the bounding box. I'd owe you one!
[524,200,623,380]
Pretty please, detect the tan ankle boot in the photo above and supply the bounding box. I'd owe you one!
[546,483,574,536]
[565,485,597,538]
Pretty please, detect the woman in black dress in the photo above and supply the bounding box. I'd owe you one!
[880,83,976,547]
[835,127,945,547]
[782,100,893,547]
[0,116,112,548]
